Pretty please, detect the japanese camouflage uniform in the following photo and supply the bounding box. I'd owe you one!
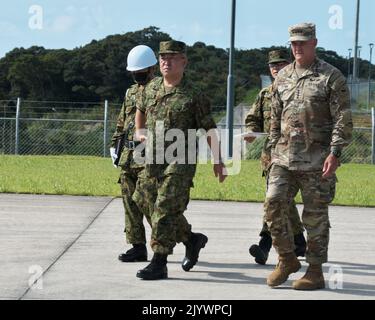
[111,84,151,245]
[246,49,292,173]
[245,85,273,173]
[245,50,304,237]
[133,67,217,255]
[265,48,353,265]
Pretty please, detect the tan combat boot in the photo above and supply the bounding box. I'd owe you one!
[267,252,301,287]
[292,264,325,290]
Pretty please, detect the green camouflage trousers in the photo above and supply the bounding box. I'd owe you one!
[264,164,336,264]
[119,167,151,244]
[132,171,192,255]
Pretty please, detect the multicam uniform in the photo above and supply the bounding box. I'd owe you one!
[265,58,353,264]
[133,76,217,255]
[245,85,304,237]
[111,84,151,245]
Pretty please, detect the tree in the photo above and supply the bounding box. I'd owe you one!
[0,26,365,108]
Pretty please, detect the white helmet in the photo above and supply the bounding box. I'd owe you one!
[126,45,157,71]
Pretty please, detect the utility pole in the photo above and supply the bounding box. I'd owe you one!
[225,0,236,159]
[368,43,374,110]
[357,45,362,79]
[348,48,353,100]
[15,97,21,155]
[352,0,360,88]
[348,48,352,80]
[103,100,108,157]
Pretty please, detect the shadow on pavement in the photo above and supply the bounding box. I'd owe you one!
[171,270,267,286]
[167,260,375,297]
[168,260,274,270]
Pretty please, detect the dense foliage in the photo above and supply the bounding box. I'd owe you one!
[1,26,368,107]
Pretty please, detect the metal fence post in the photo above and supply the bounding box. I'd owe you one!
[372,107,375,164]
[103,100,108,157]
[15,97,21,155]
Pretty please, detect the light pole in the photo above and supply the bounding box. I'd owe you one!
[348,48,353,101]
[368,43,374,109]
[357,45,362,79]
[352,0,360,109]
[348,48,352,80]
[226,0,236,159]
[352,0,360,86]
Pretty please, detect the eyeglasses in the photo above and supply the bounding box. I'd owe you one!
[269,62,286,68]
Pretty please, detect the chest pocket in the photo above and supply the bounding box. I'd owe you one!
[303,77,328,102]
[146,95,169,130]
[166,95,193,129]
[278,81,296,103]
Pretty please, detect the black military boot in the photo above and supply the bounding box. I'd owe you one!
[249,231,272,265]
[136,253,168,280]
[182,232,208,271]
[294,233,306,257]
[118,244,147,262]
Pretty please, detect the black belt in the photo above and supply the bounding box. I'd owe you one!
[124,140,141,150]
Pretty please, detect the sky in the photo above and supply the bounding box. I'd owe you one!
[0,0,374,60]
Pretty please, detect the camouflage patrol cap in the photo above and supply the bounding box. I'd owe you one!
[268,49,290,64]
[159,40,187,54]
[288,23,316,42]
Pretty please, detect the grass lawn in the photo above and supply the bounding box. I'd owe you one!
[0,155,374,207]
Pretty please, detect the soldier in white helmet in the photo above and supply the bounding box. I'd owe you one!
[110,45,157,262]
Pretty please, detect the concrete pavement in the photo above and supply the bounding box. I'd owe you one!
[1,193,374,300]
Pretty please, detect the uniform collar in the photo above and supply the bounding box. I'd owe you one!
[161,76,188,96]
[289,58,321,79]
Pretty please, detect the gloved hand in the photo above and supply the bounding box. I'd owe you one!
[110,147,118,167]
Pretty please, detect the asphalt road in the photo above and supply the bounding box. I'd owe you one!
[1,193,374,300]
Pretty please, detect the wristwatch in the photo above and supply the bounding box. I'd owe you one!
[331,147,342,159]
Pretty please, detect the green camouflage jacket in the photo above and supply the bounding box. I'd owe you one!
[245,84,273,171]
[138,76,217,177]
[111,84,144,170]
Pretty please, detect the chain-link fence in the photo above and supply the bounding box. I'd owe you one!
[0,99,122,157]
[349,79,375,111]
[225,106,374,164]
[1,99,374,164]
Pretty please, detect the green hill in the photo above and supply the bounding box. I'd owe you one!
[0,26,372,107]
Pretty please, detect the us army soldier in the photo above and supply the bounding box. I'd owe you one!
[265,23,353,290]
[245,49,306,265]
